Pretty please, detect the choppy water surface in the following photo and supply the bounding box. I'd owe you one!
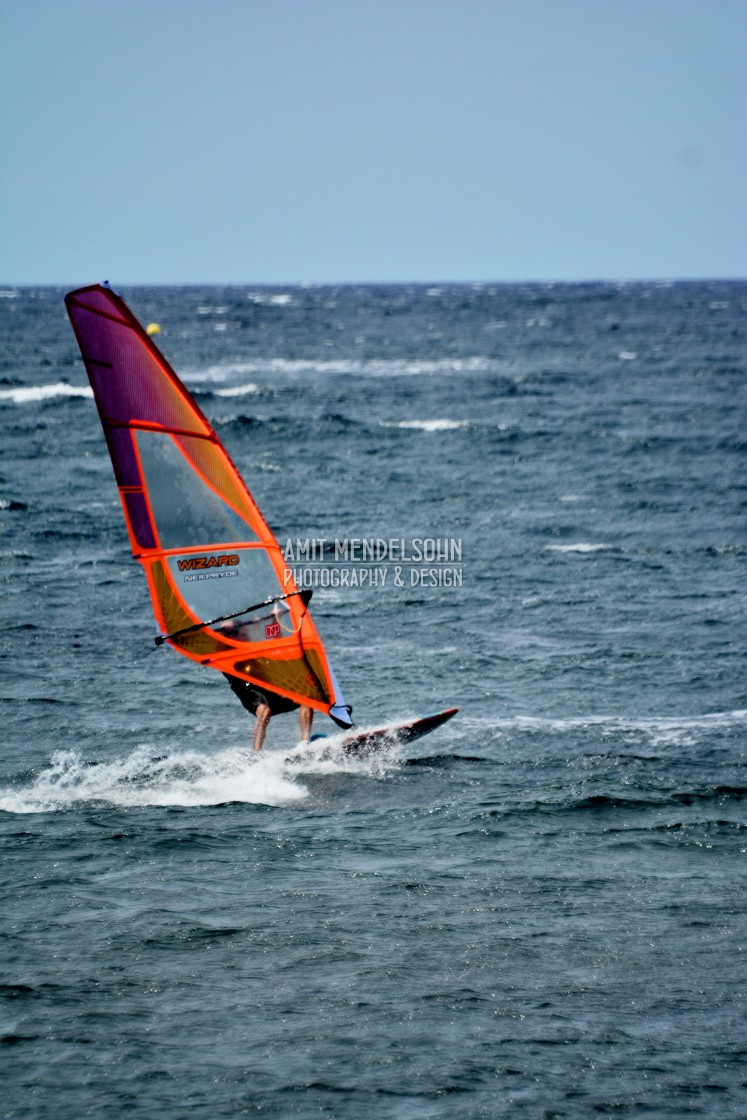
[1,282,745,1118]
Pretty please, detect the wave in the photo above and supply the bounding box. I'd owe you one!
[380,419,470,432]
[545,542,615,553]
[184,356,500,383]
[517,788,747,827]
[459,709,746,751]
[0,383,93,404]
[212,383,261,398]
[3,357,506,407]
[490,709,747,733]
[467,784,746,824]
[487,710,747,752]
[0,736,400,814]
[246,292,293,306]
[476,787,747,822]
[563,787,746,813]
[405,753,487,767]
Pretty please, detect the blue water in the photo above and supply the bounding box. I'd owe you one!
[1,282,745,1118]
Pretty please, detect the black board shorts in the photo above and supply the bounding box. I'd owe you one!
[223,674,299,716]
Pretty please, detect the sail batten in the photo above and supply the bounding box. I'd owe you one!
[65,283,353,726]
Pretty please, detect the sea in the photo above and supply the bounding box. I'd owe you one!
[1,281,745,1119]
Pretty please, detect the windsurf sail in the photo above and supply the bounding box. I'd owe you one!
[65,283,353,727]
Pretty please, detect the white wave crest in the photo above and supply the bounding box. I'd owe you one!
[246,293,293,306]
[545,543,613,553]
[213,383,261,398]
[187,356,498,383]
[489,709,747,747]
[382,419,469,432]
[0,383,93,404]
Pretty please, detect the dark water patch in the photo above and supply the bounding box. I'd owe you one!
[471,785,747,823]
[142,924,243,950]
[0,983,36,998]
[650,818,746,835]
[670,785,746,804]
[31,528,100,545]
[560,786,746,813]
[405,753,489,767]
[555,790,686,812]
[149,826,240,851]
[0,981,67,1001]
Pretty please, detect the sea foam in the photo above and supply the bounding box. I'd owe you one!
[0,736,399,814]
[0,383,93,404]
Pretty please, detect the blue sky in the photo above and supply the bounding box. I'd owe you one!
[2,0,745,284]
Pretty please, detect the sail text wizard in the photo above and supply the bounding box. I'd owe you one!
[283,538,463,562]
[177,554,240,571]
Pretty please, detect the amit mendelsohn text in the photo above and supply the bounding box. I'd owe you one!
[283,538,463,563]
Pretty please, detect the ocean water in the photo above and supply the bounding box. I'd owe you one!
[1,281,745,1119]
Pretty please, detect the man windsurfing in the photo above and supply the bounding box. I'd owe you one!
[223,674,313,750]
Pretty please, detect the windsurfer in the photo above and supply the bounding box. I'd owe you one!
[223,674,313,751]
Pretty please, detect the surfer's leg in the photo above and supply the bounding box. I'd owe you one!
[299,705,313,743]
[253,703,271,751]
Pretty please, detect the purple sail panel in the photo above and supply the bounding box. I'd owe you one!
[103,427,141,488]
[121,491,157,550]
[69,287,129,322]
[68,304,209,435]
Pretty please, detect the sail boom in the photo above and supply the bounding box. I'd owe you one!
[155,588,312,646]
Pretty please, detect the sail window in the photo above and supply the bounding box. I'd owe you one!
[135,429,258,549]
[164,547,284,634]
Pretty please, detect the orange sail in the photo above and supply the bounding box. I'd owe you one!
[65,284,353,727]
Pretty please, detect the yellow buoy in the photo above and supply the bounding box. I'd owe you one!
[146,322,160,336]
